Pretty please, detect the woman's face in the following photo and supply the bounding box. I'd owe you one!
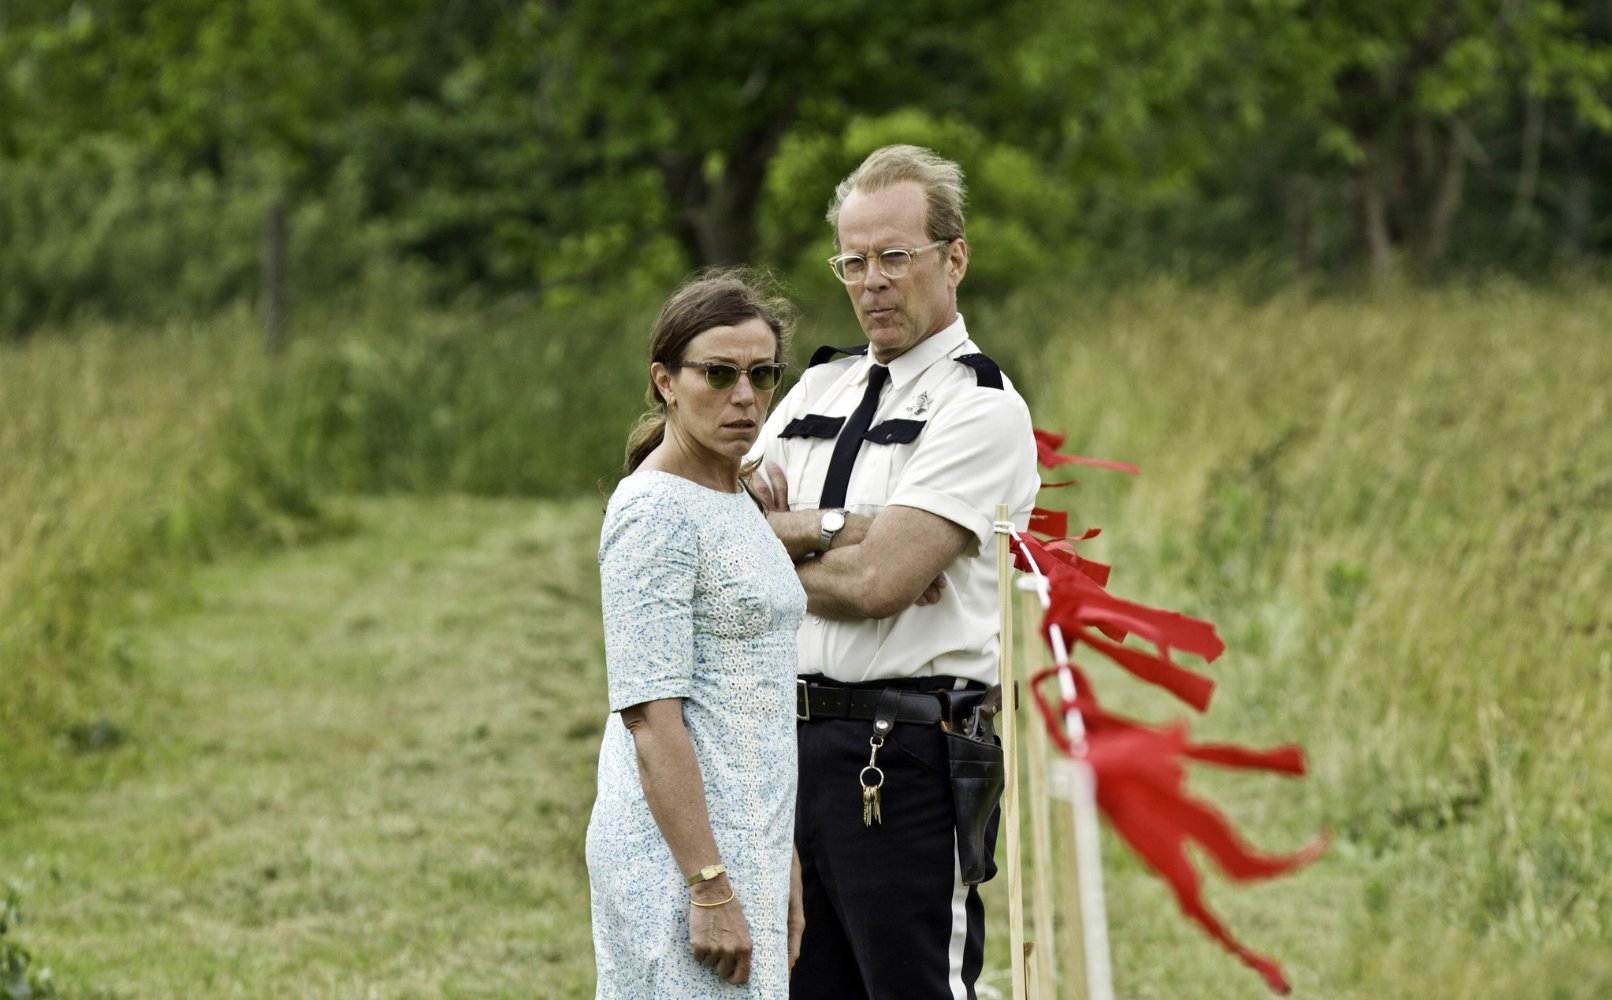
[654,317,779,463]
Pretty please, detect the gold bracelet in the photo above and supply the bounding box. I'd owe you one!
[690,888,736,908]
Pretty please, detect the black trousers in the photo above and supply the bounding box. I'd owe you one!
[791,685,995,1000]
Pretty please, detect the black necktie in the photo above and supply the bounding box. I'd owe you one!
[819,364,889,509]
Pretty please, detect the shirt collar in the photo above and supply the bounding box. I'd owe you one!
[869,313,967,389]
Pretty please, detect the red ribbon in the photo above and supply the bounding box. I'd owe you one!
[1013,427,1325,994]
[1028,667,1328,995]
[1034,429,1141,474]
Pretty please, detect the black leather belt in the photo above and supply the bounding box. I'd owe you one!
[796,679,943,725]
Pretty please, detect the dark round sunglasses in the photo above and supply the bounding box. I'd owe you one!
[676,360,788,391]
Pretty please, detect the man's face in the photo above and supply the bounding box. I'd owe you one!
[835,181,967,364]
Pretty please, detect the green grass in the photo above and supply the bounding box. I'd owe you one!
[3,277,1610,996]
[2,497,606,998]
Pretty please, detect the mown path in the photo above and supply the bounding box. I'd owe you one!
[3,497,608,999]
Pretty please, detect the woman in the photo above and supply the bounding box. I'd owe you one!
[586,270,807,998]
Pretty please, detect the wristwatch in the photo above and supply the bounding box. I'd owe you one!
[685,863,726,886]
[818,508,847,552]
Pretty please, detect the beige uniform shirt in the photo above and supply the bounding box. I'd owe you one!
[753,315,1040,686]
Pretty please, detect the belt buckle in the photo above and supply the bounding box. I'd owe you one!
[796,678,810,721]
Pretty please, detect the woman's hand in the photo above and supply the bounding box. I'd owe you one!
[689,877,753,985]
[788,848,806,970]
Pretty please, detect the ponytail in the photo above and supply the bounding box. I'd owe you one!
[623,407,666,473]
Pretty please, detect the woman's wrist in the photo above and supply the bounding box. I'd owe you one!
[689,872,733,905]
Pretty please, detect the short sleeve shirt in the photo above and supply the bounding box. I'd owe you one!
[752,315,1040,685]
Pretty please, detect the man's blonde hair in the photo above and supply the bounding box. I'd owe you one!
[826,145,967,247]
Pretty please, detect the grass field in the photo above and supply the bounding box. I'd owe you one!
[3,277,1610,997]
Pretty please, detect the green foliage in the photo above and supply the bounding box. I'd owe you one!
[4,0,1611,328]
[0,139,386,335]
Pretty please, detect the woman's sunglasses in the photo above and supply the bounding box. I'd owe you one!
[676,360,788,392]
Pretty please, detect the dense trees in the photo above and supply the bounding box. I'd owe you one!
[1,0,1608,334]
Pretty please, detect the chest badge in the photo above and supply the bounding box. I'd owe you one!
[906,391,931,416]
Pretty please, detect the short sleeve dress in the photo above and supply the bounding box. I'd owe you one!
[586,470,807,999]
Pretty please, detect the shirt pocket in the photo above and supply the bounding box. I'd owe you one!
[850,418,927,507]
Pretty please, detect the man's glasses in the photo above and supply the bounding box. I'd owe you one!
[826,240,951,284]
[676,360,788,391]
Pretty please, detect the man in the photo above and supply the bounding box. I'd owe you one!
[750,145,1039,999]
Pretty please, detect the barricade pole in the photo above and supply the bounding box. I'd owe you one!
[1020,582,1058,999]
[995,506,1029,1000]
[1012,532,1114,1000]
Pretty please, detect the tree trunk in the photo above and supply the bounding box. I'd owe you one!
[262,199,288,355]
[1510,94,1545,231]
[1414,119,1467,274]
[1357,142,1395,286]
[662,132,788,267]
[659,82,797,267]
[1285,174,1320,276]
[1556,112,1598,260]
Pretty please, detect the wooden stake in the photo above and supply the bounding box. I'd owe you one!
[996,504,1028,1000]
[1022,585,1058,999]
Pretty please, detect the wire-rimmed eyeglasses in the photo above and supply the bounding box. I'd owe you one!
[826,240,952,284]
[675,360,788,391]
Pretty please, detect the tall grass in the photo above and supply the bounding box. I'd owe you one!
[4,276,1609,993]
[2,288,659,778]
[1,312,280,772]
[982,276,1612,993]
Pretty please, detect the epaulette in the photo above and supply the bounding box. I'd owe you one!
[808,343,870,368]
[954,352,1003,389]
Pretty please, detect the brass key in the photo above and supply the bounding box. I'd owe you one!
[860,737,885,827]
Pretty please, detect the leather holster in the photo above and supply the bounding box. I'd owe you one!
[936,685,1005,885]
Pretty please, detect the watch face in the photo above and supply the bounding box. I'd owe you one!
[823,510,846,531]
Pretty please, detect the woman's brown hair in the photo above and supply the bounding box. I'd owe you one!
[623,268,797,474]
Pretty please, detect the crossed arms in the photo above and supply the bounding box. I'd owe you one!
[751,460,972,620]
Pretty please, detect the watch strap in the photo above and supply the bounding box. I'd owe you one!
[818,509,847,552]
[685,863,726,886]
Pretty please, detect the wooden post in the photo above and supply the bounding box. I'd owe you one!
[996,504,1028,1000]
[1022,584,1058,999]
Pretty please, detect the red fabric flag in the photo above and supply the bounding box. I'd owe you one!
[1027,668,1327,995]
[1034,428,1140,474]
[1029,506,1069,538]
[1078,627,1215,712]
[1012,433,1323,994]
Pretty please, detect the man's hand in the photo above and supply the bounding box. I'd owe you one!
[915,572,947,607]
[788,848,805,971]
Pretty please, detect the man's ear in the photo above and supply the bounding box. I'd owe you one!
[947,239,969,289]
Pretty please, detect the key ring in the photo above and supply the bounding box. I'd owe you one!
[860,765,884,789]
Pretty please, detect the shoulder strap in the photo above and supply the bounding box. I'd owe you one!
[809,343,870,368]
[953,352,1003,390]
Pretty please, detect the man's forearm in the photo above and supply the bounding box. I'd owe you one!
[797,543,902,620]
[767,509,873,563]
[793,504,975,620]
